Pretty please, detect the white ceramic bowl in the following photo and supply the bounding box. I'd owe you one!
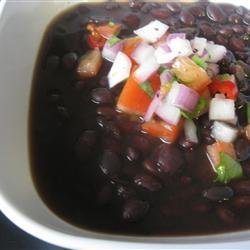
[0,0,250,249]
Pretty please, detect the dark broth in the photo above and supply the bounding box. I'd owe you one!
[30,1,250,236]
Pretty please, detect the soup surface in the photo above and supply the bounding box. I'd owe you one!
[30,1,250,236]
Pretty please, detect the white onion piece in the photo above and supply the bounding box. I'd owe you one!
[191,37,207,56]
[131,42,155,65]
[144,91,163,122]
[167,83,199,112]
[134,56,160,83]
[166,33,186,43]
[102,40,123,62]
[134,20,169,43]
[206,63,219,78]
[209,97,235,121]
[214,93,226,99]
[168,37,193,57]
[227,116,238,125]
[201,50,209,61]
[160,70,172,85]
[108,52,132,88]
[184,119,198,144]
[154,43,177,64]
[156,98,181,125]
[205,43,227,63]
[211,121,238,143]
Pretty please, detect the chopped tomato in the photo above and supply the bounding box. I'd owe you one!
[199,87,211,100]
[207,141,236,168]
[172,56,211,92]
[209,79,238,100]
[117,67,160,116]
[122,37,142,59]
[96,23,122,39]
[87,34,105,49]
[142,119,183,143]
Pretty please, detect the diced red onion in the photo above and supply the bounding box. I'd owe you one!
[156,97,181,125]
[131,42,155,65]
[205,43,227,63]
[108,52,132,88]
[184,119,198,144]
[211,121,238,143]
[167,37,193,57]
[134,56,159,83]
[134,20,169,43]
[160,70,172,85]
[200,50,209,61]
[209,97,236,121]
[154,43,177,64]
[166,33,186,43]
[144,91,163,122]
[102,39,123,62]
[167,83,200,112]
[206,63,219,78]
[191,37,207,56]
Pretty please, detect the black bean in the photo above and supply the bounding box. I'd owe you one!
[228,13,242,24]
[99,150,121,177]
[178,135,196,150]
[62,52,78,70]
[229,36,245,52]
[191,201,211,214]
[122,14,140,29]
[200,129,215,145]
[117,185,136,199]
[216,206,238,225]
[206,4,226,23]
[200,23,216,39]
[203,186,234,201]
[134,173,162,192]
[104,121,121,139]
[105,2,120,11]
[45,55,60,71]
[122,199,149,222]
[243,12,250,25]
[179,10,195,26]
[96,185,113,206]
[131,135,150,153]
[232,195,250,209]
[56,106,70,121]
[216,34,228,46]
[103,138,122,154]
[99,76,109,87]
[75,130,97,160]
[231,180,250,195]
[219,4,235,14]
[151,8,172,19]
[218,26,233,38]
[126,147,139,162]
[151,144,184,175]
[96,107,116,119]
[91,88,113,104]
[232,24,245,34]
[71,80,85,90]
[235,137,250,161]
[180,175,192,186]
[143,159,159,176]
[188,5,205,17]
[166,2,181,13]
[122,164,140,178]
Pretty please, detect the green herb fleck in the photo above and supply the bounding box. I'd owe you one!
[158,66,167,74]
[215,152,243,184]
[181,97,208,120]
[108,36,121,47]
[192,54,208,69]
[216,73,231,81]
[139,81,154,98]
[247,103,250,124]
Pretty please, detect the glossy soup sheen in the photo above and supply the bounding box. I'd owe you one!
[30,1,250,236]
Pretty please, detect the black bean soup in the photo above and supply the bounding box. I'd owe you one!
[30,1,250,236]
